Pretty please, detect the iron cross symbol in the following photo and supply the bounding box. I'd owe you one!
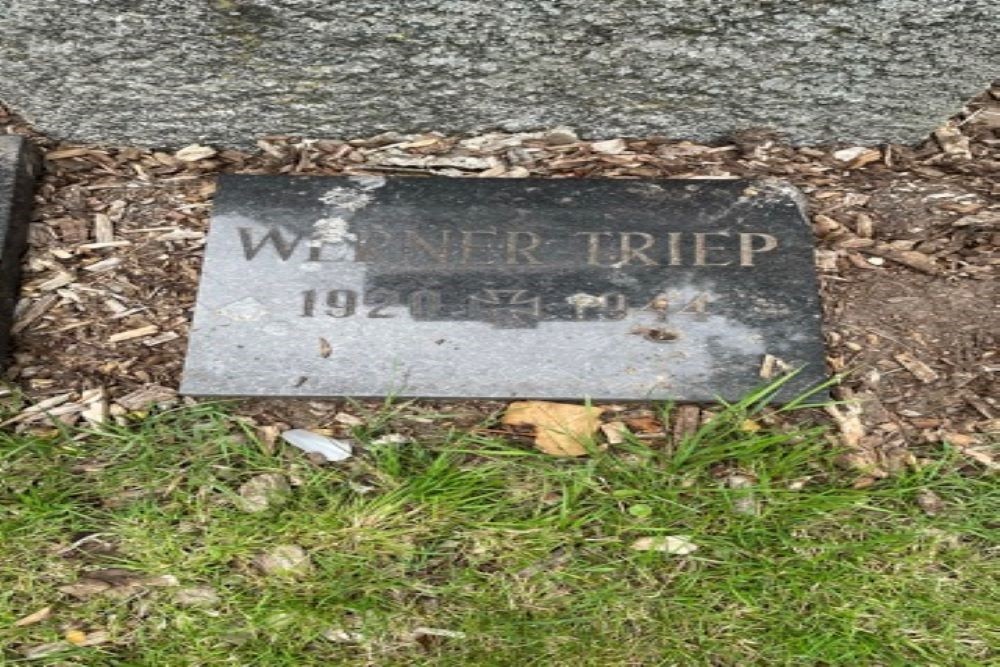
[467,289,542,328]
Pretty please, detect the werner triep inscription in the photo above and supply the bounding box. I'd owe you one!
[181,176,826,401]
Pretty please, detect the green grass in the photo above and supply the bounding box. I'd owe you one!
[0,395,997,665]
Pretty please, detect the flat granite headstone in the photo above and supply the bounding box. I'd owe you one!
[182,177,826,401]
[0,136,38,361]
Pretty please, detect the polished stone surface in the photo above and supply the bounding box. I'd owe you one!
[0,136,38,360]
[182,176,826,401]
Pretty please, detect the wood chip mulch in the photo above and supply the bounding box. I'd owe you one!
[1,83,996,477]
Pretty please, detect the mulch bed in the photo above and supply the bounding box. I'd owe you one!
[1,84,996,478]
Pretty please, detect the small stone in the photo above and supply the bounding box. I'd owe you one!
[323,628,366,643]
[591,138,628,154]
[252,545,313,577]
[542,126,578,145]
[832,146,867,162]
[175,144,218,162]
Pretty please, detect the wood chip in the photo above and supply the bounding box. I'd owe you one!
[600,421,630,445]
[12,293,58,333]
[108,325,158,343]
[863,244,939,274]
[671,405,701,444]
[933,125,972,160]
[142,331,180,347]
[115,384,178,411]
[83,257,122,273]
[37,271,75,291]
[93,213,114,243]
[893,352,940,383]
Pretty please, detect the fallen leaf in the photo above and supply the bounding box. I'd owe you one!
[281,429,353,461]
[252,545,313,577]
[174,587,221,607]
[630,535,698,555]
[237,473,291,512]
[623,415,662,434]
[13,606,52,627]
[916,490,944,516]
[739,419,761,433]
[501,401,605,456]
[58,579,111,599]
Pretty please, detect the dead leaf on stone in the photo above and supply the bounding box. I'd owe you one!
[501,401,604,456]
[630,535,698,555]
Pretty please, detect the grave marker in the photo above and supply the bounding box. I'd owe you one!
[182,176,826,401]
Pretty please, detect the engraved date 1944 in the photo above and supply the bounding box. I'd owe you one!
[300,288,713,328]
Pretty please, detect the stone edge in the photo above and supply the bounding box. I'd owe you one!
[0,135,40,362]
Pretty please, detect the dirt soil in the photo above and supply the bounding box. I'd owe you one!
[1,85,997,478]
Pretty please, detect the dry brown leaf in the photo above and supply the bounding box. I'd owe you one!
[13,606,52,627]
[501,401,604,456]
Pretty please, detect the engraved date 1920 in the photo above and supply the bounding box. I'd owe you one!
[299,288,712,324]
[301,288,441,319]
